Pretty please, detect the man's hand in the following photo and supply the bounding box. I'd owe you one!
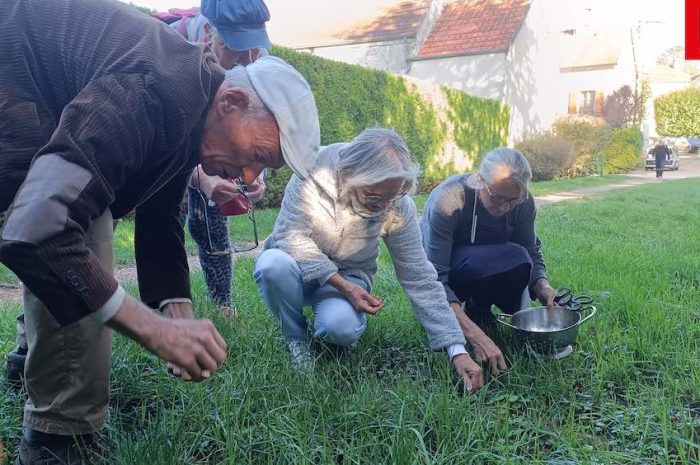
[452,353,483,392]
[534,279,557,309]
[162,301,194,320]
[161,300,196,379]
[151,318,227,381]
[106,295,226,382]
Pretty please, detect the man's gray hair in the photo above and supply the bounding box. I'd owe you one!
[337,128,420,198]
[467,147,532,191]
[222,66,268,119]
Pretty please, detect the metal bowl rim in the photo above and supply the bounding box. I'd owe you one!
[507,306,582,334]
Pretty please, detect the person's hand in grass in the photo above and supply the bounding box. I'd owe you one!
[162,301,198,379]
[449,302,507,377]
[452,353,483,392]
[470,330,507,376]
[107,295,227,382]
[534,278,557,309]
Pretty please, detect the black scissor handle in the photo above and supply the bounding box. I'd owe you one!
[554,287,572,305]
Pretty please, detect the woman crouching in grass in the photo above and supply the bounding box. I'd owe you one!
[420,148,559,377]
[254,127,484,391]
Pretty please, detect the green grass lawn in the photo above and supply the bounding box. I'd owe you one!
[1,179,698,463]
[528,174,630,196]
[0,173,640,284]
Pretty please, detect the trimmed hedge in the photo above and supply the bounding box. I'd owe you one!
[654,87,700,137]
[260,47,509,206]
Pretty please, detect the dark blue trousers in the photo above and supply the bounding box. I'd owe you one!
[449,243,532,317]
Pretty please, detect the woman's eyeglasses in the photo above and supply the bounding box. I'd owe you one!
[356,189,406,206]
[482,182,526,208]
[199,186,259,256]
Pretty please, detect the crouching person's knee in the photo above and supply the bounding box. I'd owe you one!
[315,310,366,347]
[254,249,299,289]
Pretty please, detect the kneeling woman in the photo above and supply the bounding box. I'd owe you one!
[420,148,557,376]
[255,128,483,389]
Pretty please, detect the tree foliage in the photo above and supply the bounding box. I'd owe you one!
[602,81,650,129]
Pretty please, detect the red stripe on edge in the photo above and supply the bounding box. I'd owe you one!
[686,0,700,59]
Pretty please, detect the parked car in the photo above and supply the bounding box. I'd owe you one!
[686,136,700,153]
[645,141,680,171]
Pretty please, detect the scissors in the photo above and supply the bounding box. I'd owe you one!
[554,287,594,311]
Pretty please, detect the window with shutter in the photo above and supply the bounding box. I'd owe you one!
[579,90,596,115]
[594,91,604,115]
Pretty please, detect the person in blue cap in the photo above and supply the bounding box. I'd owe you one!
[169,0,273,318]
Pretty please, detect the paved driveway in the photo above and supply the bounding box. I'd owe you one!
[535,156,700,207]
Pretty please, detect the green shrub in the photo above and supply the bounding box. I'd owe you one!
[552,115,612,177]
[257,47,509,206]
[515,134,575,181]
[600,126,644,174]
[654,87,700,137]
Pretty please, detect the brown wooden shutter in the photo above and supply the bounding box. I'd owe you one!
[568,92,578,114]
[594,91,604,115]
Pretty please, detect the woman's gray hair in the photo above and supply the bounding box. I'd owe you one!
[337,128,420,198]
[467,147,532,191]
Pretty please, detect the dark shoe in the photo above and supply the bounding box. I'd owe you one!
[5,349,26,389]
[17,428,95,465]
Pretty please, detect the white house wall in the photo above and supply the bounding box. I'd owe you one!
[503,0,564,144]
[505,0,637,144]
[300,39,414,74]
[407,53,508,101]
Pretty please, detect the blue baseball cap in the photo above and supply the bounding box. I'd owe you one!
[201,0,271,51]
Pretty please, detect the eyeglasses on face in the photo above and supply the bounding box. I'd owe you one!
[482,181,526,208]
[198,184,259,256]
[355,188,407,206]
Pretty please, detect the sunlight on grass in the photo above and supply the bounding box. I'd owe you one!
[528,174,627,196]
[1,180,698,464]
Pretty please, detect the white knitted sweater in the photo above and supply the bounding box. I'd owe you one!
[264,143,465,350]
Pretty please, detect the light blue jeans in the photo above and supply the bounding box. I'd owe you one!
[254,249,367,346]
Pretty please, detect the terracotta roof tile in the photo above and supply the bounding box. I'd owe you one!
[416,0,530,59]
